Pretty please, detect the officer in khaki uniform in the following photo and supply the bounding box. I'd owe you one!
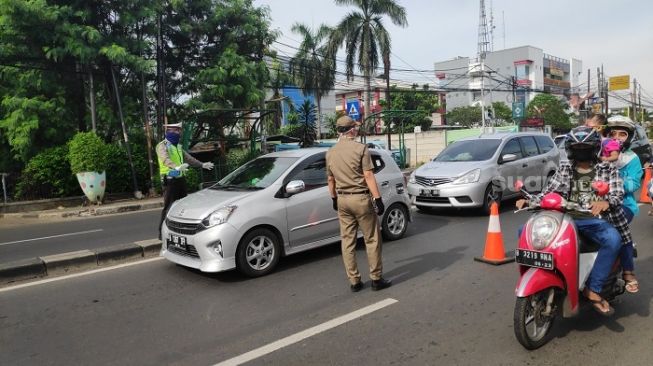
[326,116,391,292]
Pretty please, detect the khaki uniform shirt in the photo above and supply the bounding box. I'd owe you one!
[326,138,373,193]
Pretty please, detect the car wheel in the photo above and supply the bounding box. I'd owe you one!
[382,203,408,241]
[236,228,281,277]
[481,184,502,215]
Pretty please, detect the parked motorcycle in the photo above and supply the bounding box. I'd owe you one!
[512,180,625,350]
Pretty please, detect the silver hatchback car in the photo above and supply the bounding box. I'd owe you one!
[407,132,560,213]
[161,148,411,277]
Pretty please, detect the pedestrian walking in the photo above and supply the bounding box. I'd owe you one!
[156,121,214,239]
[326,116,391,292]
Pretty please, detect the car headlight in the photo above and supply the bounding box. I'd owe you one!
[409,171,416,184]
[530,215,559,250]
[452,169,480,184]
[202,205,237,228]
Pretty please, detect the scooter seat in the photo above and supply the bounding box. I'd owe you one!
[578,234,600,253]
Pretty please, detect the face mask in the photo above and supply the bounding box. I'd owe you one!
[166,131,180,145]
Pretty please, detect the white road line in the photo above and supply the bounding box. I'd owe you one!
[0,229,104,246]
[213,298,399,366]
[0,257,163,293]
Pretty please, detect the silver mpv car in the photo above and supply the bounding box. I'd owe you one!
[161,148,411,277]
[408,132,560,214]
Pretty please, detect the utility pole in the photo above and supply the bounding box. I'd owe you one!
[632,78,637,123]
[602,64,608,115]
[639,82,643,122]
[156,11,166,138]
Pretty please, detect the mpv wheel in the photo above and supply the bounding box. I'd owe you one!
[382,203,408,241]
[236,228,280,277]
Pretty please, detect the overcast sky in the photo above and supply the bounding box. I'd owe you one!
[255,0,653,108]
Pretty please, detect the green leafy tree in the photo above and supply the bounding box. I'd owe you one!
[329,0,408,132]
[527,93,571,130]
[379,84,439,132]
[491,101,513,124]
[446,106,482,128]
[289,23,336,138]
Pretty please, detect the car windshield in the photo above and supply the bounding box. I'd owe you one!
[210,157,298,190]
[434,139,501,162]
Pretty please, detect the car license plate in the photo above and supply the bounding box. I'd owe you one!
[515,249,554,270]
[168,234,187,250]
[420,189,439,197]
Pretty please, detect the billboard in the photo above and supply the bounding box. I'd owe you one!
[609,75,630,91]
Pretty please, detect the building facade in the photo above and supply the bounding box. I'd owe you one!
[434,45,583,112]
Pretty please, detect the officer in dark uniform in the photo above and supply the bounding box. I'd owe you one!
[326,116,391,292]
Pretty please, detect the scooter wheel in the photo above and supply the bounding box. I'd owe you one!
[514,290,556,350]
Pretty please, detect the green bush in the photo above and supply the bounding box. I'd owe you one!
[105,142,152,194]
[68,132,109,173]
[14,145,80,199]
[226,148,262,172]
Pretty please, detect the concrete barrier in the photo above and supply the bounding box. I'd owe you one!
[1,240,162,286]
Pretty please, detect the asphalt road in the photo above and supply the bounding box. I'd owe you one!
[1,206,652,365]
[0,209,161,263]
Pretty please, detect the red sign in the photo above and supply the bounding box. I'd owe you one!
[520,117,544,127]
[516,79,532,86]
[513,59,534,65]
[436,72,446,79]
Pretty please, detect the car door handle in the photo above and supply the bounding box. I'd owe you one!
[522,163,528,168]
[542,160,547,163]
[381,181,389,187]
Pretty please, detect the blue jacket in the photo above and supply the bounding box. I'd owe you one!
[616,150,642,216]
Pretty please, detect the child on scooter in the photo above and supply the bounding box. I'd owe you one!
[604,116,643,293]
[584,114,620,163]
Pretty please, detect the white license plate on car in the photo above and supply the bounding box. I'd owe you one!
[168,234,187,250]
[420,189,439,197]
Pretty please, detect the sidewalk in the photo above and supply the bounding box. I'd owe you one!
[0,196,163,220]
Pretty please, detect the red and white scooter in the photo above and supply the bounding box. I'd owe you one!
[512,180,625,350]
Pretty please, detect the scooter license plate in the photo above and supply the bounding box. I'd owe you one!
[515,249,554,270]
[167,234,187,250]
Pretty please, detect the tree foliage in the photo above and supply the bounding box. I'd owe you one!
[379,84,439,132]
[527,93,571,130]
[0,0,275,181]
[491,101,513,124]
[446,105,482,128]
[329,0,407,129]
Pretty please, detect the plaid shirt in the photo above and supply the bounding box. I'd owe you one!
[539,161,632,245]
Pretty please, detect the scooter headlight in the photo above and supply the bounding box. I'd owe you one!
[530,215,559,250]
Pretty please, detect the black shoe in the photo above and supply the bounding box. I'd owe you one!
[371,278,392,291]
[350,281,364,292]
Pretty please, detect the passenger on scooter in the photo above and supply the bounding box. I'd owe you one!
[516,126,629,316]
[604,116,643,293]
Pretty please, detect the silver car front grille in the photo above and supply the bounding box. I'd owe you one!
[415,176,453,187]
[166,219,204,235]
[168,244,200,258]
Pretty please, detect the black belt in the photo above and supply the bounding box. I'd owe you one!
[337,190,369,195]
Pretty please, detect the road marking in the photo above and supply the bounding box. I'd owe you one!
[0,257,163,293]
[0,229,104,246]
[213,298,399,366]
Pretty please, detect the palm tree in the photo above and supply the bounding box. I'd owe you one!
[289,23,336,139]
[329,0,407,132]
[297,99,318,147]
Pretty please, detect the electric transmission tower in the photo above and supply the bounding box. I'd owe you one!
[477,0,491,128]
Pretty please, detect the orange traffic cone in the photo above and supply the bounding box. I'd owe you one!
[639,167,652,203]
[474,201,514,265]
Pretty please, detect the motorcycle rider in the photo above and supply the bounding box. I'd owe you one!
[604,116,642,293]
[516,126,629,316]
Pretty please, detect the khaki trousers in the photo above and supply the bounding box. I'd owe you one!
[337,194,382,284]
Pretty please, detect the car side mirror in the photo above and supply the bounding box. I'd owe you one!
[500,153,517,163]
[285,180,305,196]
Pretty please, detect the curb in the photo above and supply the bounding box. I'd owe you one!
[0,240,163,286]
[0,201,163,220]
